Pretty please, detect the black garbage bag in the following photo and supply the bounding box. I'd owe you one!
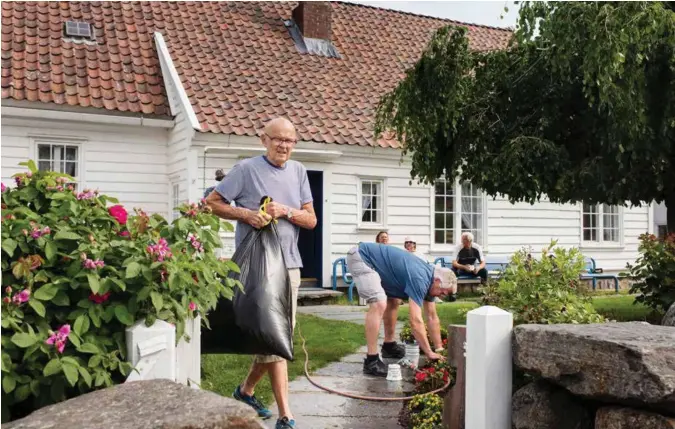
[201,216,294,361]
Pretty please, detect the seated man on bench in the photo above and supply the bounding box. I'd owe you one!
[452,232,488,283]
[346,242,457,377]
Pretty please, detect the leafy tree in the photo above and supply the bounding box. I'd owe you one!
[375,1,675,230]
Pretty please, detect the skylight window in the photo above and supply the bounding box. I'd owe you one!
[64,21,93,40]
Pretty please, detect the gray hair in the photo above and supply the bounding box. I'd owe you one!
[461,231,474,242]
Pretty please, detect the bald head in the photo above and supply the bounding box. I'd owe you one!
[261,117,298,167]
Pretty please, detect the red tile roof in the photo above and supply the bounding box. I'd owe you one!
[1,1,512,147]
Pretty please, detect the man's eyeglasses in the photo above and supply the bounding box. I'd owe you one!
[265,134,297,146]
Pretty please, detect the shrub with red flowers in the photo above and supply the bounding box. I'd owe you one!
[404,349,453,429]
[1,161,238,422]
[626,233,675,313]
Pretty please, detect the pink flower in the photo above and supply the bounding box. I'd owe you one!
[189,302,197,311]
[26,172,32,178]
[31,228,42,239]
[147,238,173,262]
[42,226,51,235]
[82,258,105,270]
[1,183,6,192]
[45,324,71,354]
[13,289,30,304]
[108,205,128,225]
[5,286,12,294]
[187,233,204,252]
[160,269,168,282]
[88,292,111,304]
[118,230,130,238]
[76,190,95,200]
[14,176,23,187]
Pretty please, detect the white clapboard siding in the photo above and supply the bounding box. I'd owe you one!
[1,118,170,217]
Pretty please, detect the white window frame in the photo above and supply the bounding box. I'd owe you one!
[171,183,181,221]
[33,140,84,187]
[357,177,387,230]
[580,203,624,248]
[429,179,488,253]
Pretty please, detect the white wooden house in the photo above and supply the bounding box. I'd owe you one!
[1,1,658,289]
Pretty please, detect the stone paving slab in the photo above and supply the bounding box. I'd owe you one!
[289,375,415,396]
[284,416,400,429]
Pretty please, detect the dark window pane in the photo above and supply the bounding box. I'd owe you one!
[66,147,77,161]
[38,145,50,160]
[435,181,445,196]
[435,230,444,244]
[435,197,445,212]
[583,229,591,241]
[445,195,454,212]
[38,161,51,172]
[362,209,371,223]
[445,213,453,229]
[371,183,380,196]
[372,210,380,223]
[445,229,454,244]
[435,213,444,229]
[362,182,370,195]
[65,162,77,177]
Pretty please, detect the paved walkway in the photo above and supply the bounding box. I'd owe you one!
[265,305,413,429]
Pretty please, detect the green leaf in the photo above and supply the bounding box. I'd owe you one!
[30,379,40,397]
[14,384,31,402]
[28,299,46,317]
[125,262,141,279]
[33,283,59,300]
[43,358,62,377]
[11,333,36,348]
[114,305,134,326]
[68,332,82,348]
[108,277,126,291]
[78,367,92,388]
[73,315,89,336]
[21,159,38,173]
[76,343,99,354]
[50,192,68,200]
[88,306,101,328]
[62,363,79,387]
[54,231,81,240]
[137,286,151,301]
[2,238,17,257]
[52,291,70,306]
[88,355,102,368]
[94,371,106,387]
[150,291,163,313]
[45,241,57,262]
[2,375,16,394]
[87,274,100,294]
[1,353,11,373]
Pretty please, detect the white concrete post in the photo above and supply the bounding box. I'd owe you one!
[175,315,201,388]
[125,319,176,383]
[465,306,513,429]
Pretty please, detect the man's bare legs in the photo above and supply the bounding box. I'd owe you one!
[241,360,293,420]
[383,298,400,343]
[365,300,387,354]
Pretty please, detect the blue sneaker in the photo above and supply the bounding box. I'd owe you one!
[275,417,296,429]
[232,385,273,419]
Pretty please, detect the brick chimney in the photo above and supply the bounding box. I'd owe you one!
[292,1,332,40]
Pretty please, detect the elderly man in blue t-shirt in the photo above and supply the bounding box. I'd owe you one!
[206,117,316,429]
[346,242,457,376]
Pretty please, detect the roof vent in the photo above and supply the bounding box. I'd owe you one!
[63,21,94,40]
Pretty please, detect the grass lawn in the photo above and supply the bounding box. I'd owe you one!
[396,295,660,326]
[201,313,365,406]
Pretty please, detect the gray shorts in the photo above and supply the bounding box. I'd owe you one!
[346,247,387,304]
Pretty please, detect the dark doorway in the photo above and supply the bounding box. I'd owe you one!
[298,170,323,288]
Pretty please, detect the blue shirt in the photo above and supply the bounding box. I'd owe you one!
[215,156,313,269]
[357,242,434,306]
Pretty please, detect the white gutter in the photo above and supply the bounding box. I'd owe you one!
[153,32,201,131]
[204,146,343,162]
[1,106,174,128]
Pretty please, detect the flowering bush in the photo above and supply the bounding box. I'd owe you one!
[626,233,675,313]
[413,349,451,393]
[407,393,444,429]
[1,161,238,421]
[480,241,605,325]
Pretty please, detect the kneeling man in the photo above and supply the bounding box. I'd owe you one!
[346,242,457,376]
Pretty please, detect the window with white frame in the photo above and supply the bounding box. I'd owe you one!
[359,179,384,226]
[582,203,621,243]
[434,180,484,246]
[37,143,80,187]
[171,183,180,221]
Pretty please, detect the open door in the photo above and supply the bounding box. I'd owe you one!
[298,170,323,288]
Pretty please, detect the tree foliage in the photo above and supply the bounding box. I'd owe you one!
[375,1,675,228]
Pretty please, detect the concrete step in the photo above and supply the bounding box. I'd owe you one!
[297,288,344,306]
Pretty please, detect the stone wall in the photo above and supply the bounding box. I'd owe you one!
[4,379,265,429]
[511,322,675,429]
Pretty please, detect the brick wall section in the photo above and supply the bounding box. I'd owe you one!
[293,2,332,40]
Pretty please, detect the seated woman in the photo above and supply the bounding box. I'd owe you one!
[375,231,389,244]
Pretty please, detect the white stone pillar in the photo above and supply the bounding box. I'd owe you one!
[125,319,176,382]
[465,306,513,429]
[175,315,201,388]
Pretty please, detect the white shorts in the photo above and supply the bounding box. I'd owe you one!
[346,247,387,304]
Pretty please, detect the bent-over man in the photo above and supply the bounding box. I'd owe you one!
[206,117,316,429]
[346,242,457,376]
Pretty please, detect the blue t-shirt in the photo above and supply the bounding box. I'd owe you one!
[357,242,434,306]
[214,156,313,269]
